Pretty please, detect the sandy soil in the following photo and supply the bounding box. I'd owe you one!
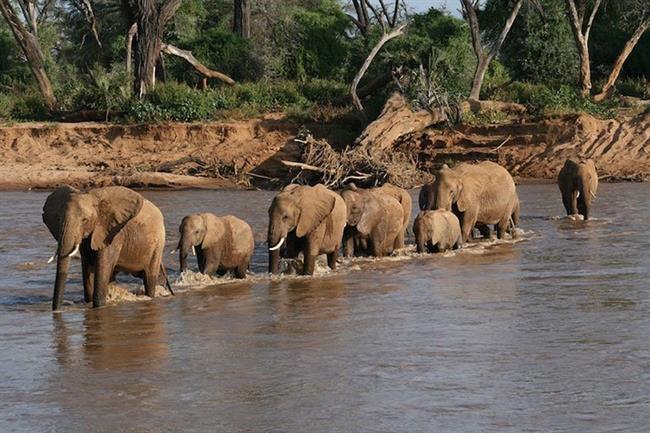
[0,110,648,190]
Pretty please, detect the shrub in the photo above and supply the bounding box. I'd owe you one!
[299,79,347,104]
[10,91,49,120]
[0,93,14,120]
[616,77,649,99]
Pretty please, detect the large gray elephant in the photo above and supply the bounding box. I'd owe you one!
[177,213,254,278]
[413,210,462,253]
[268,184,347,275]
[42,186,169,310]
[431,161,519,242]
[340,184,403,257]
[557,158,598,220]
[373,183,412,250]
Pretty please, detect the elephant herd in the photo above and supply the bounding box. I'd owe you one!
[42,158,597,311]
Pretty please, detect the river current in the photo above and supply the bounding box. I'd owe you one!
[0,184,648,432]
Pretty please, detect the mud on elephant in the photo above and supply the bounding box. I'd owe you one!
[177,213,254,278]
[42,186,170,310]
[340,184,403,258]
[558,158,598,220]
[268,184,346,275]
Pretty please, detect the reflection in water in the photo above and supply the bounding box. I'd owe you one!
[0,184,650,432]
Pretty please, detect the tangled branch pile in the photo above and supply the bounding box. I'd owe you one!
[284,136,432,189]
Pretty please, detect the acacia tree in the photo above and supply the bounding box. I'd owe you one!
[233,0,249,38]
[565,0,603,96]
[133,0,182,97]
[594,0,649,101]
[460,0,528,100]
[0,0,56,110]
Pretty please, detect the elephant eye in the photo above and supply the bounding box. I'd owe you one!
[282,215,289,220]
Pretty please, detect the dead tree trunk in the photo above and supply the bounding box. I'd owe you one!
[594,18,649,102]
[233,0,250,39]
[0,0,56,110]
[126,22,137,74]
[134,0,182,97]
[461,0,524,101]
[565,0,603,96]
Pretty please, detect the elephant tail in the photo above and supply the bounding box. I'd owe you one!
[160,264,175,295]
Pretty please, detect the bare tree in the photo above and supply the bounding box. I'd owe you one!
[565,0,603,96]
[0,0,56,110]
[349,0,405,113]
[594,2,649,101]
[460,0,526,101]
[133,0,182,97]
[233,0,250,38]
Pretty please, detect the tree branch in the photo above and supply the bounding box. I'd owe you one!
[160,43,235,85]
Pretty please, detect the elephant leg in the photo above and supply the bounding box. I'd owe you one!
[80,252,94,304]
[570,190,579,215]
[343,228,355,258]
[327,247,339,271]
[143,270,158,298]
[93,249,118,308]
[234,262,247,279]
[203,249,221,276]
[393,230,405,250]
[497,218,509,239]
[561,190,573,216]
[460,211,477,243]
[302,239,319,276]
[578,194,589,220]
[196,249,206,273]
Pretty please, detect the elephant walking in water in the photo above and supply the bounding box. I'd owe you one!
[558,158,598,220]
[430,161,520,242]
[42,186,169,310]
[413,210,462,253]
[176,213,254,278]
[268,184,347,275]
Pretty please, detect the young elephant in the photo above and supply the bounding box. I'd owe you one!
[177,213,254,278]
[373,183,412,250]
[558,158,598,220]
[413,210,462,253]
[340,185,403,257]
[268,184,347,275]
[42,186,169,310]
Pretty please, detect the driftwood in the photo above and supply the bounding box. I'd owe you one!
[160,43,235,86]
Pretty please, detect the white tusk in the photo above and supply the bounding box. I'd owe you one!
[576,191,580,198]
[590,191,596,198]
[269,237,285,251]
[191,245,196,256]
[170,249,177,255]
[64,244,80,258]
[47,253,57,264]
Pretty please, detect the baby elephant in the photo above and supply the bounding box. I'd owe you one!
[177,213,254,278]
[558,158,598,220]
[413,210,463,253]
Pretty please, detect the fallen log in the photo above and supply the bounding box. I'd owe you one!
[160,43,235,86]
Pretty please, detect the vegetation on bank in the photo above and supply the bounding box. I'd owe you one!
[0,0,648,124]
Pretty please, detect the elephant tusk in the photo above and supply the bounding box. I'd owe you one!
[590,191,596,198]
[576,191,580,198]
[269,237,285,251]
[47,253,57,264]
[170,249,177,255]
[64,244,80,258]
[191,245,196,256]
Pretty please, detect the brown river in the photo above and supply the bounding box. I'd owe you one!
[1,184,649,432]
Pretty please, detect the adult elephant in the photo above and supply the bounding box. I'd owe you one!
[340,184,403,257]
[43,186,169,310]
[432,161,519,242]
[268,184,346,275]
[373,183,412,249]
[176,213,254,278]
[557,158,598,220]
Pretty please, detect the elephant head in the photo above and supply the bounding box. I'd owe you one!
[177,213,223,272]
[418,179,436,211]
[267,184,335,274]
[42,186,143,310]
[340,184,380,236]
[413,213,427,254]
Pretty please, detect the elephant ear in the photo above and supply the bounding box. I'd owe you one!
[89,186,144,250]
[200,213,222,249]
[296,185,336,238]
[455,177,477,213]
[356,194,380,236]
[42,186,79,241]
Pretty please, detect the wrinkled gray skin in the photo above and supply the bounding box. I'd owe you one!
[432,161,519,242]
[42,186,168,310]
[558,158,598,220]
[413,210,463,253]
[178,213,254,278]
[268,184,347,275]
[340,185,403,257]
[373,183,412,250]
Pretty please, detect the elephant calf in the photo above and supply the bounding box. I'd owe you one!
[340,184,403,258]
[413,210,462,253]
[558,158,598,220]
[177,213,254,278]
[372,183,412,250]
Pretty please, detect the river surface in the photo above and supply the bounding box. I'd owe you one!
[0,184,649,433]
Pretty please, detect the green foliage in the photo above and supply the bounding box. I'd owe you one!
[298,79,348,104]
[10,91,50,120]
[616,77,650,99]
[0,93,14,120]
[481,60,511,99]
[463,109,509,125]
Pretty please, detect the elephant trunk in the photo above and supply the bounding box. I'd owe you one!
[268,224,285,274]
[52,225,77,311]
[178,236,193,273]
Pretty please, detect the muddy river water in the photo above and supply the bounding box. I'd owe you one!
[0,184,649,433]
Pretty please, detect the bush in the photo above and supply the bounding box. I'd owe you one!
[0,93,14,120]
[299,79,347,104]
[616,77,649,99]
[10,91,49,120]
